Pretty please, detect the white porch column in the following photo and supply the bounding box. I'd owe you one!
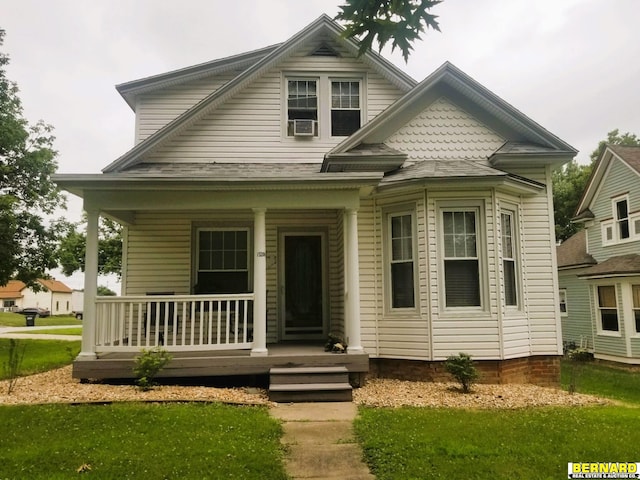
[78,207,99,360]
[344,208,363,353]
[251,208,268,356]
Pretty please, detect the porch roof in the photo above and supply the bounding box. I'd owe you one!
[54,162,384,197]
[577,254,640,278]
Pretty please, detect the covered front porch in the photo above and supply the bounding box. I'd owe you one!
[60,172,380,381]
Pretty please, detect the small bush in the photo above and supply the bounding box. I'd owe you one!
[444,352,479,393]
[133,347,172,391]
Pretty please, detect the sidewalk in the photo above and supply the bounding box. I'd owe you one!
[270,402,374,480]
[0,325,81,341]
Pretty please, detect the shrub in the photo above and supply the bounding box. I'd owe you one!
[566,346,593,394]
[133,347,172,391]
[444,352,479,393]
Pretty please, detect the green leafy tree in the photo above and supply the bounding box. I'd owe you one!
[97,285,117,296]
[336,0,442,62]
[0,29,63,287]
[553,129,640,242]
[57,216,122,278]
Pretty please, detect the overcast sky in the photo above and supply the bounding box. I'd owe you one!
[3,0,640,289]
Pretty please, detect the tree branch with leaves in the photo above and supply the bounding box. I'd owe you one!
[336,0,442,62]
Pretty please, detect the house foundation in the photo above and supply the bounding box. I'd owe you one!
[368,356,561,387]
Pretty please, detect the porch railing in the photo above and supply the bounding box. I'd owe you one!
[94,294,254,353]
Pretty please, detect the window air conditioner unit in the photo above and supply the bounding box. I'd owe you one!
[293,119,315,136]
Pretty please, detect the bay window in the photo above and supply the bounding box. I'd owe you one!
[501,210,518,307]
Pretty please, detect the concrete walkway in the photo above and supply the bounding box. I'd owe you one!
[270,402,375,480]
[0,325,81,341]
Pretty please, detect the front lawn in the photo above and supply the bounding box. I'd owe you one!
[355,405,640,480]
[0,402,288,480]
[356,361,640,480]
[560,359,640,405]
[0,339,80,379]
[0,312,82,327]
[10,327,82,336]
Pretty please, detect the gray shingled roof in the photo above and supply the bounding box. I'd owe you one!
[556,230,597,269]
[380,159,507,184]
[610,145,640,173]
[124,162,324,179]
[577,254,640,277]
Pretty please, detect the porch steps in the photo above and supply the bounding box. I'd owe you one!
[268,366,353,402]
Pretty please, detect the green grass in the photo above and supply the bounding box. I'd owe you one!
[0,402,288,480]
[10,327,82,336]
[0,339,80,379]
[561,359,640,405]
[0,312,82,327]
[355,405,640,480]
[356,362,640,480]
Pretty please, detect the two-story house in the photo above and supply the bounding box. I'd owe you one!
[558,145,640,364]
[54,15,575,392]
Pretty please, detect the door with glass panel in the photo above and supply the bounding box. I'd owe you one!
[279,232,327,340]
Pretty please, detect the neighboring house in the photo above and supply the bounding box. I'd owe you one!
[54,15,575,386]
[0,279,74,315]
[558,145,640,365]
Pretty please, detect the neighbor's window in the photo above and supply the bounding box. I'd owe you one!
[388,212,415,309]
[442,209,480,307]
[597,285,618,332]
[633,285,640,334]
[615,197,630,240]
[501,210,518,307]
[287,79,318,136]
[196,229,249,294]
[559,289,568,316]
[331,80,361,136]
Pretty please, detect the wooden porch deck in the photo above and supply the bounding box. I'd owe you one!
[72,343,369,381]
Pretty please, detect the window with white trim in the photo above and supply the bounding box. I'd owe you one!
[285,75,363,139]
[387,211,416,309]
[501,210,518,307]
[331,81,360,136]
[196,229,250,294]
[632,285,640,334]
[442,208,481,307]
[602,195,638,245]
[597,285,619,332]
[614,196,630,240]
[559,289,568,316]
[287,79,318,137]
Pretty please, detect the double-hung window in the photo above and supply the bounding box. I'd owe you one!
[286,76,363,138]
[196,229,249,294]
[287,79,318,136]
[501,210,518,307]
[559,289,568,316]
[331,81,361,136]
[442,208,481,307]
[387,211,416,309]
[615,197,630,240]
[597,285,619,333]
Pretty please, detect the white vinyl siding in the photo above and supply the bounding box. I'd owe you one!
[142,54,405,164]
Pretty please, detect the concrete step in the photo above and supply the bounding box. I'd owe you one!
[269,366,353,402]
[270,366,349,385]
[269,383,353,403]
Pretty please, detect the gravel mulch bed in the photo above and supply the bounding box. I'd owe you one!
[0,366,609,409]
